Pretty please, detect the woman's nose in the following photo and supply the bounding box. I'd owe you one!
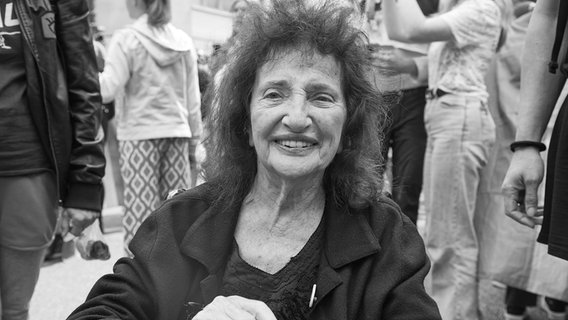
[282,99,312,131]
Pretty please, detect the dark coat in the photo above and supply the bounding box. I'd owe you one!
[14,0,105,211]
[68,183,441,320]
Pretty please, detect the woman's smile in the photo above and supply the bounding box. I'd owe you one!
[273,135,319,151]
[275,140,316,149]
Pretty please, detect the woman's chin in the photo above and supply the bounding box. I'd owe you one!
[267,165,324,183]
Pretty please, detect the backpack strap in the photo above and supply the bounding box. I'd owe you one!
[550,0,568,74]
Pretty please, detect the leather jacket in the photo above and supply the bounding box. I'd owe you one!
[13,0,105,211]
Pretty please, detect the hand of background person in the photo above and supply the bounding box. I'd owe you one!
[193,296,277,320]
[501,148,545,228]
[61,208,100,240]
[369,47,418,77]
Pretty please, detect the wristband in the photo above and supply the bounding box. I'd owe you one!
[510,140,546,152]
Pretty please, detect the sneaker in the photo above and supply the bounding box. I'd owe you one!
[504,312,527,320]
[539,296,567,320]
[43,233,63,263]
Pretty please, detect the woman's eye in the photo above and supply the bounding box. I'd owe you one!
[314,94,334,103]
[263,91,283,100]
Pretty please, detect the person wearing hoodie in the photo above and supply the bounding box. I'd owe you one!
[99,0,203,256]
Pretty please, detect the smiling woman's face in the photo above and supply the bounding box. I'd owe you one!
[248,49,347,183]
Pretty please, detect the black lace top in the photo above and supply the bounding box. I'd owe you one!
[220,219,324,320]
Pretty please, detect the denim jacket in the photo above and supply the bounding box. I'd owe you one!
[13,0,105,211]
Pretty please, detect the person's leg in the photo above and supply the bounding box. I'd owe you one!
[423,96,495,320]
[0,247,45,320]
[188,142,198,188]
[118,139,161,256]
[379,93,397,195]
[0,173,58,320]
[389,87,427,224]
[158,138,192,199]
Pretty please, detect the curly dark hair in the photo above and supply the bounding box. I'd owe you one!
[203,0,387,210]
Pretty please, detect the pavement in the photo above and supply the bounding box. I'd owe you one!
[31,230,124,320]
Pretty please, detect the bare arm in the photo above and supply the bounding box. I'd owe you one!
[382,0,452,43]
[515,0,566,142]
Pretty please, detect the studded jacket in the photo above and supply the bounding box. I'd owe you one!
[13,0,105,211]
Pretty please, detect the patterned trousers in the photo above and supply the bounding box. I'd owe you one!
[118,138,191,256]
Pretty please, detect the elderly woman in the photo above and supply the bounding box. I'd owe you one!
[68,1,441,319]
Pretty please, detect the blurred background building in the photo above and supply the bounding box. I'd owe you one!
[90,0,236,54]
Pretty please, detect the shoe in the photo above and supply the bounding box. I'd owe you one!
[43,233,63,263]
[504,312,527,320]
[539,296,567,320]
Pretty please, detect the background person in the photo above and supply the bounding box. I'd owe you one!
[0,0,105,318]
[98,0,203,255]
[473,1,568,319]
[209,0,249,71]
[67,1,441,319]
[382,0,512,318]
[365,0,437,224]
[230,0,248,37]
[501,0,568,262]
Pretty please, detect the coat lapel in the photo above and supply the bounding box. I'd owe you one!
[179,197,240,303]
[312,201,381,309]
[178,190,381,309]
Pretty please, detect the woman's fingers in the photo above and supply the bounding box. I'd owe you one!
[505,207,536,228]
[227,296,277,320]
[193,296,257,320]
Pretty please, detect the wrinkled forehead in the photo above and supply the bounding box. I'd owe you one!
[260,45,343,80]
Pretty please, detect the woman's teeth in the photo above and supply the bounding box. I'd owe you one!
[277,140,314,148]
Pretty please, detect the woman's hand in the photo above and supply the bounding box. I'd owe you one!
[501,148,545,228]
[193,296,277,320]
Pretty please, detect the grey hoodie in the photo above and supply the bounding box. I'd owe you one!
[99,14,202,141]
[129,17,193,67]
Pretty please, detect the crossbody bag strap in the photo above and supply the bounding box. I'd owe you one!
[550,0,568,74]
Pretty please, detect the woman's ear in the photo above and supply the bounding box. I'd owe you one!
[244,124,254,147]
[248,126,254,147]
